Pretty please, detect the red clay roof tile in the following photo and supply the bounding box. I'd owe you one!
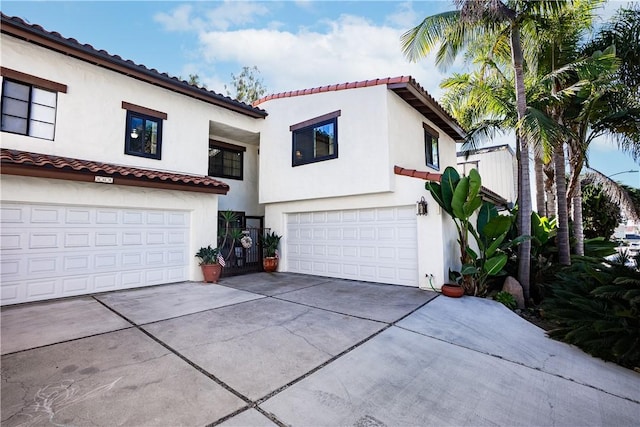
[394,165,442,182]
[1,149,229,194]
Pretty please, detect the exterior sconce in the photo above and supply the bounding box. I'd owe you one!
[416,196,428,216]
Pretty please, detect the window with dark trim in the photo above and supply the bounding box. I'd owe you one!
[424,123,440,170]
[123,102,166,160]
[1,79,58,140]
[291,110,340,166]
[208,140,245,180]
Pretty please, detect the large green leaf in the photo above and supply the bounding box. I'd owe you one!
[484,253,508,276]
[426,182,448,213]
[477,202,498,238]
[467,168,482,199]
[440,167,460,214]
[482,216,512,239]
[485,232,507,258]
[463,195,483,218]
[452,176,470,219]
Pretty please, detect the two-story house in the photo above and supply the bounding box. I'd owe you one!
[0,14,266,305]
[1,14,470,305]
[255,78,465,289]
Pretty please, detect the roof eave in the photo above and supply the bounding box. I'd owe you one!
[0,15,267,119]
[1,163,229,195]
[387,81,466,142]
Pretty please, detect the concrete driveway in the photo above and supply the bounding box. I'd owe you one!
[1,273,638,426]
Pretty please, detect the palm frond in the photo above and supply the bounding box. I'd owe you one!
[583,168,640,221]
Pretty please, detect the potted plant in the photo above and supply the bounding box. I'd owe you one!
[195,245,223,283]
[261,231,282,272]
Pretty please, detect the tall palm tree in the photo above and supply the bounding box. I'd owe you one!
[402,0,569,301]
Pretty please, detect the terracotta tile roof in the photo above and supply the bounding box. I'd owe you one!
[0,13,266,119]
[1,149,229,194]
[253,77,411,105]
[394,165,442,182]
[253,76,466,142]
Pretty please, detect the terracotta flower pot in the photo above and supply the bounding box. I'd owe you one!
[263,257,278,273]
[201,263,222,283]
[441,284,464,298]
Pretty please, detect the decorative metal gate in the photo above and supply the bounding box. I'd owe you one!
[219,227,268,277]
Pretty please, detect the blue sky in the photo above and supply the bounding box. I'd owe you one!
[2,0,638,188]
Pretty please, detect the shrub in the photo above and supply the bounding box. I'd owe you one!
[542,256,640,370]
[495,291,517,310]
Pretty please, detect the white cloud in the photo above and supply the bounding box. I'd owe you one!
[154,4,201,32]
[154,1,270,32]
[196,13,450,97]
[385,1,419,29]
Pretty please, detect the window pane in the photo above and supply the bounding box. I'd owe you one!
[431,139,439,168]
[30,103,56,124]
[1,115,27,134]
[29,120,55,140]
[208,147,242,178]
[314,123,334,157]
[293,118,337,166]
[2,98,29,118]
[294,128,315,162]
[144,120,158,154]
[31,88,57,107]
[3,81,29,100]
[129,117,144,152]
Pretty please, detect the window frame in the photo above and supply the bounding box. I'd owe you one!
[423,123,440,171]
[208,140,245,180]
[122,102,166,160]
[1,77,60,141]
[291,110,340,167]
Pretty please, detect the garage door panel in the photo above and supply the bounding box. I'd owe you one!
[0,203,190,305]
[286,207,418,286]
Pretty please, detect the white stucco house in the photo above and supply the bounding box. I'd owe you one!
[1,14,474,305]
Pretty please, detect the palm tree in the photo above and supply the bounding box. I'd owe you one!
[402,0,569,301]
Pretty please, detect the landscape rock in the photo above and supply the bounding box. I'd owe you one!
[502,276,525,309]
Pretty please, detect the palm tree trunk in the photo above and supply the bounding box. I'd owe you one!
[535,154,546,216]
[554,141,571,264]
[572,179,585,256]
[510,23,532,302]
[544,161,556,218]
[567,139,585,256]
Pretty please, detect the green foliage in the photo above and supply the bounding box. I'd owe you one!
[261,231,282,258]
[582,183,622,239]
[195,245,220,265]
[542,257,640,369]
[427,166,518,296]
[225,65,267,104]
[495,291,517,310]
[583,237,618,258]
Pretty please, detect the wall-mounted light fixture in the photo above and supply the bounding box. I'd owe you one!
[416,196,428,216]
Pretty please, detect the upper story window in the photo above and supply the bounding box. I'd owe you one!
[0,68,67,141]
[122,102,166,160]
[291,110,340,166]
[424,123,440,170]
[209,140,245,180]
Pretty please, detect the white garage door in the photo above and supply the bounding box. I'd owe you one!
[1,203,190,305]
[286,206,418,286]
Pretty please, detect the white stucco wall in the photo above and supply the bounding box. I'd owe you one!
[0,35,261,177]
[387,91,458,174]
[0,175,219,281]
[257,85,392,204]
